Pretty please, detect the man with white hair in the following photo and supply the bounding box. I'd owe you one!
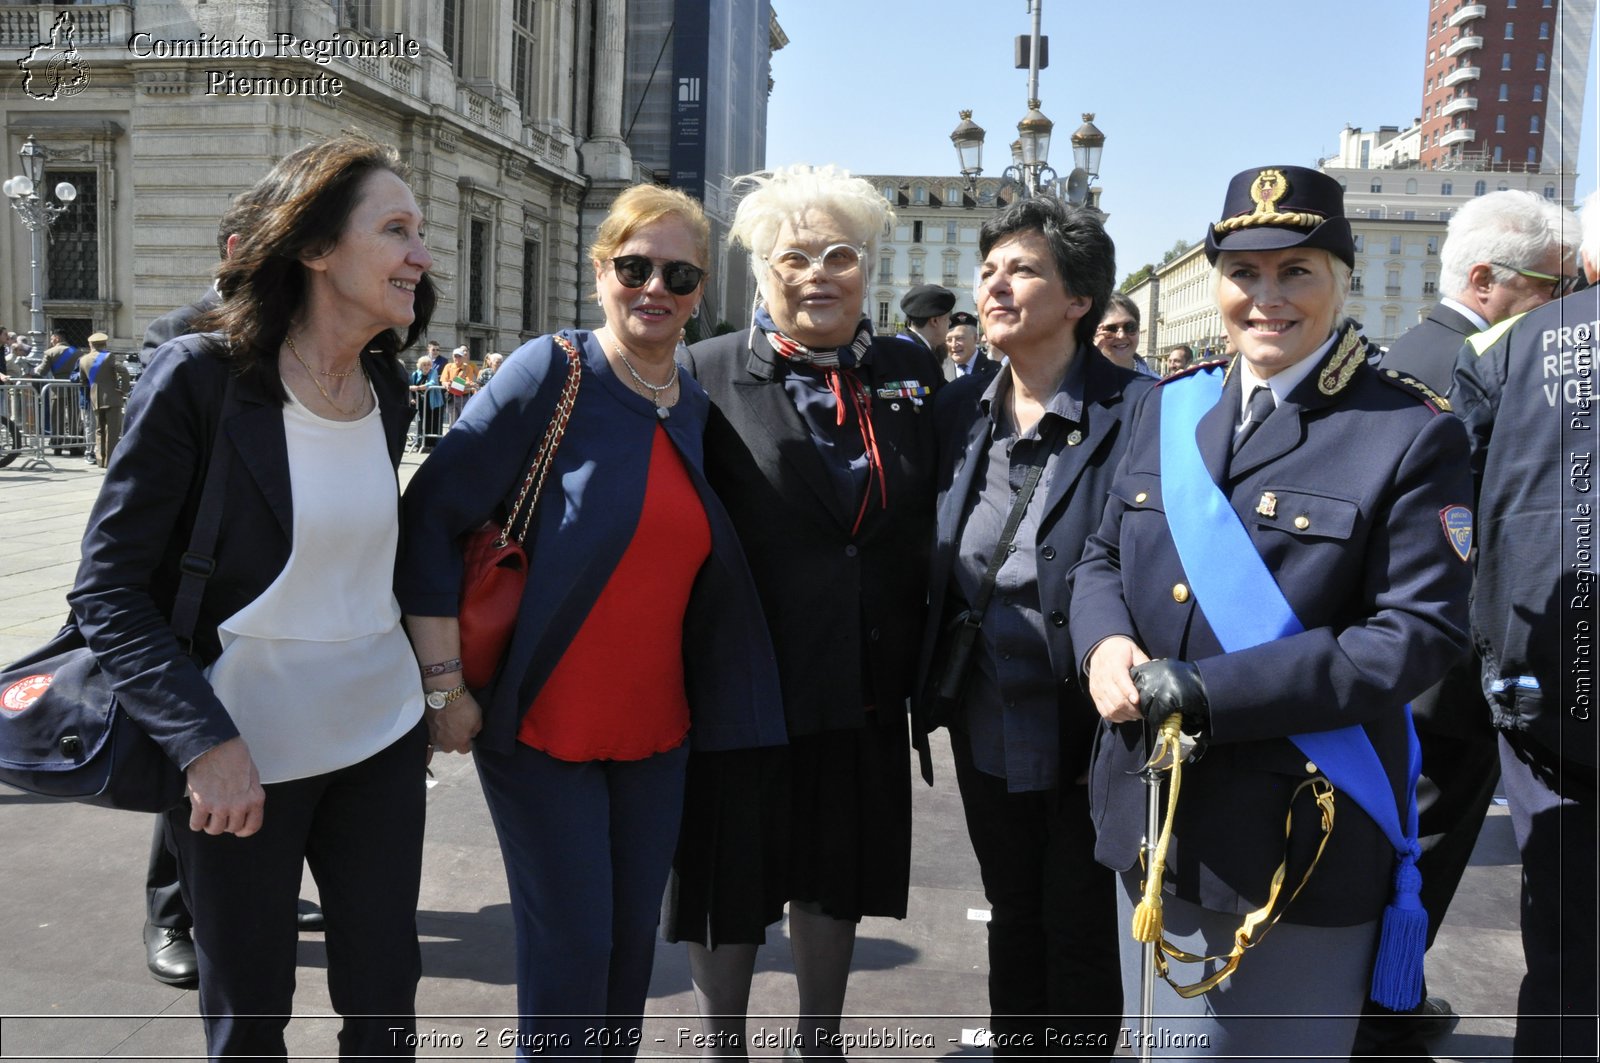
[1450,190,1598,1061]
[1355,190,1581,1058]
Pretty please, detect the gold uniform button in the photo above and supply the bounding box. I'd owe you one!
[1135,491,1149,504]
[1172,583,1190,603]
[1294,515,1311,530]
[1305,761,1318,774]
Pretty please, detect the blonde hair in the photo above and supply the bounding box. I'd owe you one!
[589,183,711,267]
[1212,247,1353,321]
[728,165,894,300]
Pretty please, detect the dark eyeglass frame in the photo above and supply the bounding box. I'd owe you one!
[1095,322,1141,336]
[1491,260,1580,300]
[610,255,706,296]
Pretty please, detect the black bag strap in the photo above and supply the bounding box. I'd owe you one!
[961,415,1066,627]
[169,376,239,652]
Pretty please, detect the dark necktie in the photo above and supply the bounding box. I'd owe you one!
[1232,385,1275,455]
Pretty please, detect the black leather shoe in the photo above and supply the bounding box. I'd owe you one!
[1413,996,1460,1041]
[296,898,325,932]
[144,923,198,988]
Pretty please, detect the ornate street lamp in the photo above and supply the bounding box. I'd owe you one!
[948,2,1101,204]
[4,135,77,356]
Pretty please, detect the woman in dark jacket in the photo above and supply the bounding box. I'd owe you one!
[1073,165,1474,1056]
[398,184,784,1060]
[669,164,942,1060]
[68,135,436,1058]
[915,196,1149,1058]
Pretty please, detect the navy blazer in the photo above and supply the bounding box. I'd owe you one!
[912,353,1149,783]
[683,330,943,735]
[1068,328,1475,926]
[396,331,785,757]
[67,335,413,769]
[1382,302,1481,394]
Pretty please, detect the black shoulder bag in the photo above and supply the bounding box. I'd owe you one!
[0,380,238,812]
[924,418,1062,725]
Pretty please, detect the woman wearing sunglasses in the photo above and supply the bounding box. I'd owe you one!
[667,165,943,1059]
[1093,292,1158,377]
[397,184,784,1058]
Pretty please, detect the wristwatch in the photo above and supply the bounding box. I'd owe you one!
[424,683,468,711]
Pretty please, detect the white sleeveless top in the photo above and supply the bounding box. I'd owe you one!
[205,387,424,783]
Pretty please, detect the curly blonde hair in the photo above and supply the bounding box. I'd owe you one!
[728,165,894,301]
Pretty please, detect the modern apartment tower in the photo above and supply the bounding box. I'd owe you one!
[1420,0,1596,172]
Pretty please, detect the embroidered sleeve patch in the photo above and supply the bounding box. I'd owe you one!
[1440,505,1473,561]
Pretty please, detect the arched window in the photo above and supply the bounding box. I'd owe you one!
[1499,83,1510,101]
[913,184,927,204]
[1545,184,1558,200]
[1536,53,1547,71]
[1474,180,1487,195]
[1441,180,1454,195]
[1405,178,1419,194]
[1533,84,1543,101]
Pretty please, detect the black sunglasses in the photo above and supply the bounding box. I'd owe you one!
[610,255,705,296]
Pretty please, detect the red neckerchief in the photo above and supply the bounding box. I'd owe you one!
[764,321,887,535]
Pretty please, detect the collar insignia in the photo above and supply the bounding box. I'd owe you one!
[1317,328,1364,396]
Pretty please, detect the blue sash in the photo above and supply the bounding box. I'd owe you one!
[86,350,111,385]
[1157,366,1425,1010]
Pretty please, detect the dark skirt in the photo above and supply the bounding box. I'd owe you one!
[662,708,913,946]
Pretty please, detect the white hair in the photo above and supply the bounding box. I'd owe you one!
[1439,190,1575,297]
[1580,190,1600,275]
[727,164,894,302]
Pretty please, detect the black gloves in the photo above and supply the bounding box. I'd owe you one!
[1131,659,1210,734]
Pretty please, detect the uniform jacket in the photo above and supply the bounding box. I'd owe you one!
[1382,302,1482,394]
[1069,329,1475,926]
[913,354,1149,783]
[1376,301,1492,739]
[397,331,786,757]
[67,335,413,769]
[1453,288,1600,769]
[683,329,942,735]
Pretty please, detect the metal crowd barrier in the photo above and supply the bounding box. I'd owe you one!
[0,379,89,470]
[408,382,450,452]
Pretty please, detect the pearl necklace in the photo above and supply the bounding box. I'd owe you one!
[610,338,679,420]
[285,335,368,417]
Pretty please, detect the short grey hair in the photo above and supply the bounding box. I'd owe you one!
[1439,190,1576,297]
[1578,190,1600,273]
[728,164,893,302]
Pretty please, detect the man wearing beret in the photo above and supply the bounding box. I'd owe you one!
[898,283,954,366]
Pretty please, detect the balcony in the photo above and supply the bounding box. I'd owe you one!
[1440,127,1477,147]
[1441,95,1479,117]
[1447,4,1488,30]
[1445,35,1483,59]
[1440,65,1481,89]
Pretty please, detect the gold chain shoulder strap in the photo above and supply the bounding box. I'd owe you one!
[498,333,583,548]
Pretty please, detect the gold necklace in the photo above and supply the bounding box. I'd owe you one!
[285,335,368,416]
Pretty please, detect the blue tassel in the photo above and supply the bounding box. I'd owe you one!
[1369,847,1428,1010]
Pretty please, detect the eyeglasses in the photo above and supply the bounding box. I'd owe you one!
[1491,261,1581,300]
[1096,322,1140,336]
[767,243,864,285]
[610,255,706,296]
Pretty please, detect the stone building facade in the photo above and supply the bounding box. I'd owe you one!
[0,0,782,355]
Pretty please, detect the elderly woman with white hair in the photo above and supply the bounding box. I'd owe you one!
[668,165,942,1059]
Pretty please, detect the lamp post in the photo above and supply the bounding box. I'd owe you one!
[949,1,1105,205]
[4,135,77,356]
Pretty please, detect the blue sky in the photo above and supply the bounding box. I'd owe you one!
[764,0,1599,280]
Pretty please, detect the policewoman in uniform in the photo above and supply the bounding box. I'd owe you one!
[1070,166,1475,1056]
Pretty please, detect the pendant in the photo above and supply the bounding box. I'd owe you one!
[656,406,670,420]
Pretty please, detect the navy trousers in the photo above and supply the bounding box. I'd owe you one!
[951,729,1122,1059]
[168,722,427,1061]
[475,740,689,1060]
[1500,732,1598,1061]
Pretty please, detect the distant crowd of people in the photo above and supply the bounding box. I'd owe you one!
[9,131,1593,1063]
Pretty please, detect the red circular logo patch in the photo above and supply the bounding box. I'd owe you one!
[1,674,53,714]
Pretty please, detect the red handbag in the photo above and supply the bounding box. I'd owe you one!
[459,334,583,688]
